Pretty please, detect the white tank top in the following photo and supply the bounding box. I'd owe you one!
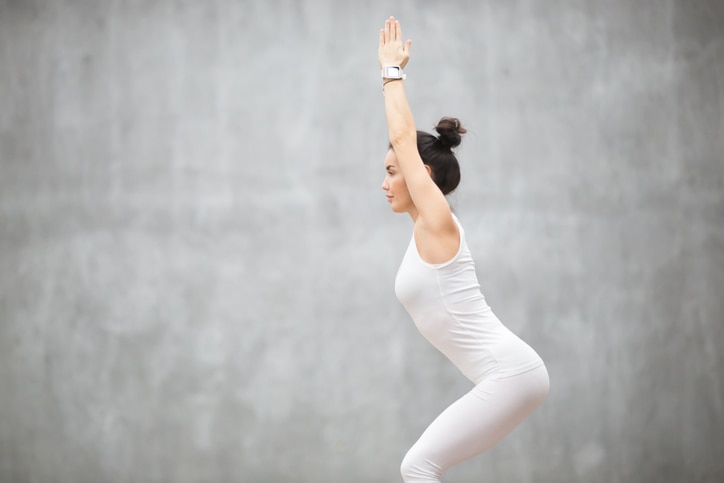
[395,215,544,384]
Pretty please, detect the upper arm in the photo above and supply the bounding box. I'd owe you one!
[392,137,457,235]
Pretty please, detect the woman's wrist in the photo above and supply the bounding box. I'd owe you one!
[382,78,403,91]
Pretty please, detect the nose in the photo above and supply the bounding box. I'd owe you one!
[381,176,389,191]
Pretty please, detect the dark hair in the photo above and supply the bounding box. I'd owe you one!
[416,117,466,195]
[387,117,467,195]
[389,117,468,195]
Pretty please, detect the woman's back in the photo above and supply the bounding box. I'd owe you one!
[395,215,544,384]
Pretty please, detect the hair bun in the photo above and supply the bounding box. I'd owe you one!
[434,117,466,149]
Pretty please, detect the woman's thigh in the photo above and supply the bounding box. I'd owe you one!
[406,365,549,473]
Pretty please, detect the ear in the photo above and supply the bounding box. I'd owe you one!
[424,164,433,178]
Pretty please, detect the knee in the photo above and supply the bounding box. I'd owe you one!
[400,447,442,483]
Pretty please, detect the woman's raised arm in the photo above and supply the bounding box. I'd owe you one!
[378,17,458,254]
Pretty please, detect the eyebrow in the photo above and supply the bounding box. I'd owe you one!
[385,165,395,171]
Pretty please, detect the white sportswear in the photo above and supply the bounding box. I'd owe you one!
[395,214,549,482]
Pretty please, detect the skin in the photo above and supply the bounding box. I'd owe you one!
[379,17,459,264]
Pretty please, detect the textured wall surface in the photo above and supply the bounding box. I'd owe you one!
[1,1,723,482]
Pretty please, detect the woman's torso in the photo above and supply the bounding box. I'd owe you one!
[395,215,543,384]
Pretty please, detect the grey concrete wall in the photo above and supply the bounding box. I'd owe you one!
[1,1,722,482]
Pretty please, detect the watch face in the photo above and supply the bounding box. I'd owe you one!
[385,66,400,78]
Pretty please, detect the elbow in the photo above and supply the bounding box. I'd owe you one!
[388,128,416,148]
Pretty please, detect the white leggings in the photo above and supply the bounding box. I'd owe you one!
[400,364,550,482]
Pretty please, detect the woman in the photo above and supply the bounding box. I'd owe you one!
[378,17,550,482]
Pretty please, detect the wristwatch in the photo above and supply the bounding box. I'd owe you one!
[381,65,406,80]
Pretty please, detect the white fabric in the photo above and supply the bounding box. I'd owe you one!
[400,365,549,482]
[395,215,544,383]
[395,214,549,482]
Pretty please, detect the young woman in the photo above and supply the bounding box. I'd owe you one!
[378,17,550,482]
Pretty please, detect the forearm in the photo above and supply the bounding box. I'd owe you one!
[383,80,417,146]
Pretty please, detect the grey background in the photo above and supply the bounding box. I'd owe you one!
[1,1,723,482]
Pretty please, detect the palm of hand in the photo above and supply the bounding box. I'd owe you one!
[378,16,411,69]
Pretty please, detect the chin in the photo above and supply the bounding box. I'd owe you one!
[390,205,406,214]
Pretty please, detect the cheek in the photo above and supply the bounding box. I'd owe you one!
[394,178,409,195]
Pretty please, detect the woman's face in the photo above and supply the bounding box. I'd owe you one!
[381,149,413,213]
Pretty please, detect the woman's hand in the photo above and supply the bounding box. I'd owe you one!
[378,16,411,69]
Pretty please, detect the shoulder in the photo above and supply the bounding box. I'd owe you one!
[413,212,460,264]
[418,208,458,237]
